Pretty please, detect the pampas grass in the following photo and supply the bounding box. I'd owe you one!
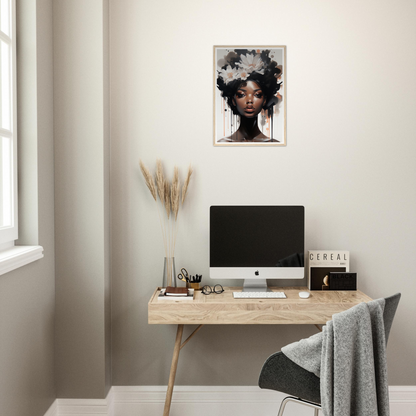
[139,161,157,201]
[139,159,193,286]
[156,159,165,203]
[182,164,193,205]
[171,167,180,221]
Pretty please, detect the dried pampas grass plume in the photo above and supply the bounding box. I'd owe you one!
[139,160,157,201]
[171,167,180,220]
[156,159,165,203]
[182,164,193,205]
[139,159,194,285]
[164,180,170,219]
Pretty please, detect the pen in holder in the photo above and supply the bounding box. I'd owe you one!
[187,274,202,290]
[178,269,202,290]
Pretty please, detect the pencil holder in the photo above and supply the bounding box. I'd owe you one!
[187,282,201,290]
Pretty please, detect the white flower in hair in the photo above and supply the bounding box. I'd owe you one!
[237,68,250,81]
[219,65,238,84]
[237,53,265,75]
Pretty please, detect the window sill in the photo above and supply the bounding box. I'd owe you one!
[0,245,44,276]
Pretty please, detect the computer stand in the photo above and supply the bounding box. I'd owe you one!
[242,278,269,292]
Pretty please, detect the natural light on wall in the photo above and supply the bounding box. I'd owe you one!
[0,0,17,246]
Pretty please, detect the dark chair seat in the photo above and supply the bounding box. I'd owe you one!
[258,351,320,403]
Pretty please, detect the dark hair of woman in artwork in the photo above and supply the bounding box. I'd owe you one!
[216,49,283,142]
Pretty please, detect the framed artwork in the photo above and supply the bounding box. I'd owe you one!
[213,45,286,146]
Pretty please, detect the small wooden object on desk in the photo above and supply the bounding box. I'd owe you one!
[165,286,187,296]
[186,282,200,290]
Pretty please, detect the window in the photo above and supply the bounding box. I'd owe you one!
[0,0,17,248]
[0,0,42,274]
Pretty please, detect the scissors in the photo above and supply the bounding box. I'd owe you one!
[177,268,190,283]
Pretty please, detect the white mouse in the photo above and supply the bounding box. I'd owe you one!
[299,291,311,299]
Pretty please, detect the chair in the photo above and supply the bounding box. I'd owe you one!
[258,293,401,416]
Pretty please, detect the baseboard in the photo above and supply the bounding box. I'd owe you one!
[389,386,416,416]
[44,385,416,416]
[44,400,58,416]
[44,389,114,416]
[112,386,287,416]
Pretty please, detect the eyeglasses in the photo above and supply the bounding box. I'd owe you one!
[201,284,224,295]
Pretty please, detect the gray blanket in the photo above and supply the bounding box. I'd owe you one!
[282,299,389,416]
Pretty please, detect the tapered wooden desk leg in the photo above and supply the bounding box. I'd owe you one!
[163,324,184,416]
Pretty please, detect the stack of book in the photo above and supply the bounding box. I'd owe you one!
[308,250,350,290]
[157,286,195,301]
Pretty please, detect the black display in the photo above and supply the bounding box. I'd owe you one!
[210,206,304,268]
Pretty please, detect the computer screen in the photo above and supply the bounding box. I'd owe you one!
[209,205,305,290]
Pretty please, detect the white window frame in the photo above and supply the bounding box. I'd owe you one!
[0,0,43,274]
[0,0,17,246]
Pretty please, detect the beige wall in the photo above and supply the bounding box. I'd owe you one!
[110,0,416,386]
[0,0,56,415]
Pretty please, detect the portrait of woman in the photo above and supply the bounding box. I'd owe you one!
[214,46,286,146]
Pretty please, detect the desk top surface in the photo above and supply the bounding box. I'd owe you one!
[148,286,372,325]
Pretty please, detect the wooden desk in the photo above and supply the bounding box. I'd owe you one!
[148,286,372,416]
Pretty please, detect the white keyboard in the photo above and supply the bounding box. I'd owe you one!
[233,291,286,299]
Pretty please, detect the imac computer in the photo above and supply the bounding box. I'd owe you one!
[209,205,305,292]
